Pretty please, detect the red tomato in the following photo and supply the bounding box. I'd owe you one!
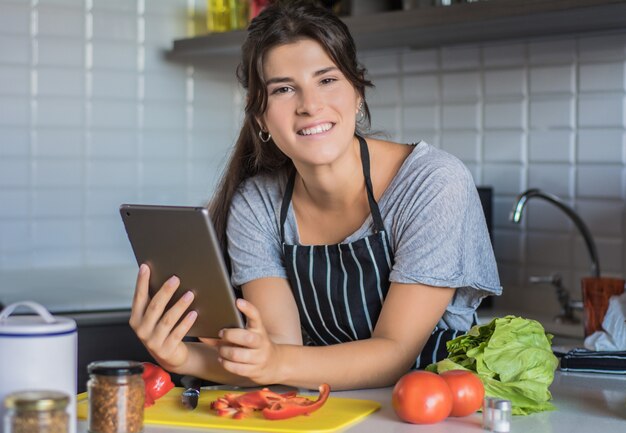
[440,370,485,417]
[392,371,453,424]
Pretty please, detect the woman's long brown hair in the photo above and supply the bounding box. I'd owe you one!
[209,0,374,259]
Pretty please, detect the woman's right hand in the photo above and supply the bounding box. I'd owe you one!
[129,264,198,371]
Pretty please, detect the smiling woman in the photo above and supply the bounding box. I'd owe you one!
[127,0,501,392]
[261,40,361,168]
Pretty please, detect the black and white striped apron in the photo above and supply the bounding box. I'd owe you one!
[279,135,461,369]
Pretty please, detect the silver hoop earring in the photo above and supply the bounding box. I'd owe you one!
[258,129,271,143]
[357,102,365,121]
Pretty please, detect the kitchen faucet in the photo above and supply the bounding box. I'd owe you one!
[510,188,600,278]
[510,189,600,324]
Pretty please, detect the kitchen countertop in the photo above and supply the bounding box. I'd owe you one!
[76,371,625,433]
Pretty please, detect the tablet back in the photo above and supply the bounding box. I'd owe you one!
[120,204,243,338]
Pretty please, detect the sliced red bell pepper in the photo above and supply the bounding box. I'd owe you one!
[141,362,175,407]
[227,388,297,409]
[210,384,330,420]
[262,384,330,420]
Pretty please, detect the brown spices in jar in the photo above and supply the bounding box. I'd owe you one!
[4,390,70,433]
[87,361,144,433]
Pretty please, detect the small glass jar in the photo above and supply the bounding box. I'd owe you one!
[87,361,145,433]
[482,397,512,433]
[4,390,70,433]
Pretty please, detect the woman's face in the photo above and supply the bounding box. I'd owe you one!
[259,38,361,168]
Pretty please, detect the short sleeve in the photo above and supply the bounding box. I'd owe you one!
[387,149,501,328]
[227,176,288,287]
[389,162,469,285]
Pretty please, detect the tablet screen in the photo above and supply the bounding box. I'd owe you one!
[120,204,244,338]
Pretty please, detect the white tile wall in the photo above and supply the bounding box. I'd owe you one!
[527,232,572,268]
[577,129,624,163]
[528,130,574,163]
[440,45,480,70]
[528,39,576,65]
[38,6,85,38]
[484,69,526,98]
[529,66,574,95]
[525,200,574,232]
[440,131,479,162]
[529,97,575,129]
[361,32,626,313]
[527,164,573,197]
[577,200,624,237]
[482,42,525,67]
[0,127,29,157]
[442,72,480,102]
[367,76,399,106]
[442,103,480,129]
[0,97,30,125]
[39,37,85,67]
[577,165,622,198]
[1,1,625,316]
[486,100,527,129]
[0,0,237,277]
[402,48,438,73]
[579,62,625,92]
[0,3,31,35]
[483,131,524,163]
[402,75,438,103]
[578,93,625,127]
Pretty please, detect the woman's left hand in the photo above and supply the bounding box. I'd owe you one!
[202,298,283,385]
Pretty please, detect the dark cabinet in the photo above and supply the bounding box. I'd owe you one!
[73,311,155,393]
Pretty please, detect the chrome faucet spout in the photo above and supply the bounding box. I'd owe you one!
[510,188,600,278]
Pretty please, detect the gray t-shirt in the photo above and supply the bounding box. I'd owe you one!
[227,141,502,331]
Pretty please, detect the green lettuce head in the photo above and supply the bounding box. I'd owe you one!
[427,315,559,415]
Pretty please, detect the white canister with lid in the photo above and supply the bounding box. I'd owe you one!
[0,301,77,433]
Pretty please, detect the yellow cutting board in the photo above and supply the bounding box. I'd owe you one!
[77,388,380,433]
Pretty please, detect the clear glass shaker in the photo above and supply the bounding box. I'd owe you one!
[483,397,512,433]
[4,390,70,433]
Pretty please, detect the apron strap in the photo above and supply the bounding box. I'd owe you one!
[357,135,385,233]
[279,168,297,243]
[279,135,386,242]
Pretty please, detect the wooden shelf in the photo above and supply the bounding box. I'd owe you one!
[170,0,626,60]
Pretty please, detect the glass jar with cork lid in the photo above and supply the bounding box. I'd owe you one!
[87,361,145,433]
[3,390,70,433]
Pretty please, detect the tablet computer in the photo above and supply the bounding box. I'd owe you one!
[119,204,244,338]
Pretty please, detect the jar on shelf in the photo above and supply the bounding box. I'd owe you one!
[3,390,70,433]
[207,0,231,32]
[87,361,145,433]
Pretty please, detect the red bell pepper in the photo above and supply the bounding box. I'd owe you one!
[210,384,330,420]
[141,362,175,407]
[262,384,330,420]
[225,388,297,409]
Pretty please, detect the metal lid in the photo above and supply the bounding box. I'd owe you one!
[484,397,512,411]
[0,301,76,336]
[4,390,70,412]
[88,360,144,376]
